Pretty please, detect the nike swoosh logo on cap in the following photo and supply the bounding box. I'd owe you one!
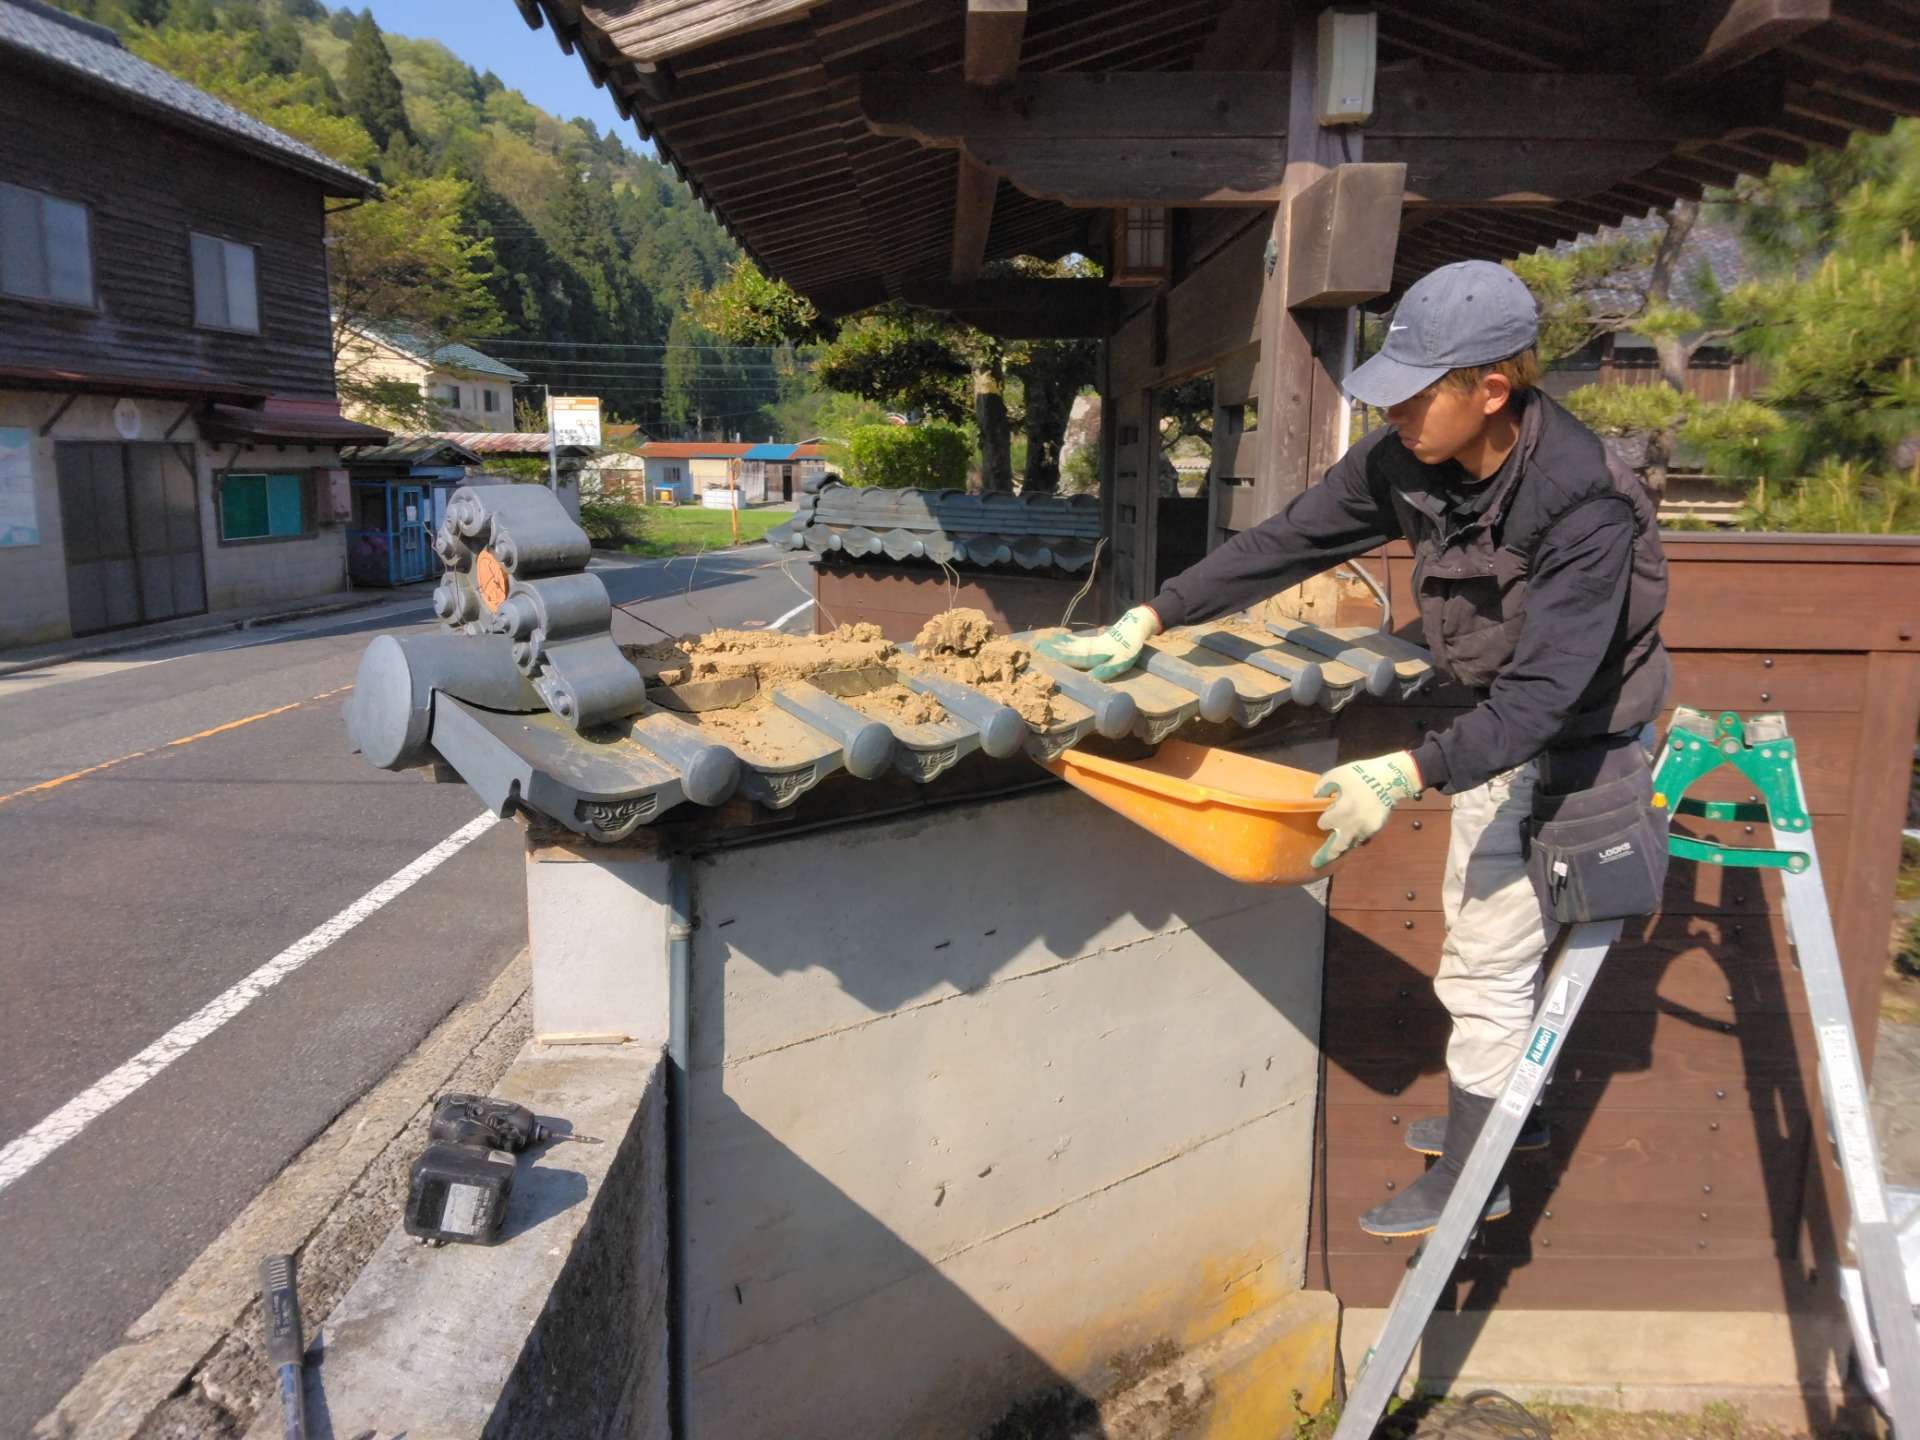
[1389,323,1408,331]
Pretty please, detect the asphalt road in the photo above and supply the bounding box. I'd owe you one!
[0,545,815,1432]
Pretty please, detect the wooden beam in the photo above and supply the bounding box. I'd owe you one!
[1286,163,1406,309]
[950,155,999,282]
[957,135,1675,207]
[1252,11,1350,521]
[964,0,1027,87]
[861,71,1780,147]
[1663,0,1831,83]
[1190,0,1288,72]
[948,0,1027,284]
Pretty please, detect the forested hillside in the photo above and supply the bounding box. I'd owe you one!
[51,0,787,433]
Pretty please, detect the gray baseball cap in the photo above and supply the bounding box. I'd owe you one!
[1345,260,1539,408]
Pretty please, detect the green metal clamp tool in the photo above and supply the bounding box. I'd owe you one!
[1333,708,1920,1440]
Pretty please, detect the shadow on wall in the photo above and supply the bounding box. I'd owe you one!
[1317,832,1843,1420]
[683,764,1335,1437]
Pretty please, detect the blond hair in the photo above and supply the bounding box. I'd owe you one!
[1431,347,1540,399]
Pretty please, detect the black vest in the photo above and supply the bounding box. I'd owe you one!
[1378,391,1670,743]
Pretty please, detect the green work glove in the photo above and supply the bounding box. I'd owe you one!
[1312,751,1422,869]
[1033,605,1160,682]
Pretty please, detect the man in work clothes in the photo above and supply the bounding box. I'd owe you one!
[1039,260,1669,1236]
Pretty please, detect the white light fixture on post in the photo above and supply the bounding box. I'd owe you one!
[1110,206,1172,287]
[1315,9,1377,126]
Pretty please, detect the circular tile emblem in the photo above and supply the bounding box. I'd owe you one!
[475,548,509,611]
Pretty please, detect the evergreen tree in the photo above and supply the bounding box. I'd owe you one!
[126,0,171,24]
[343,10,412,152]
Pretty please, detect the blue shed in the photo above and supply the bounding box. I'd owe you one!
[340,435,483,587]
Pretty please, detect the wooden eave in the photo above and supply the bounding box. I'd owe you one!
[522,0,1920,313]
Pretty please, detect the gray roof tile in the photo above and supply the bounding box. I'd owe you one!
[0,0,375,197]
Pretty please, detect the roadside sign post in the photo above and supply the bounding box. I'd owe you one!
[545,394,603,497]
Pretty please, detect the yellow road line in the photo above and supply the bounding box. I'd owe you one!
[0,684,353,807]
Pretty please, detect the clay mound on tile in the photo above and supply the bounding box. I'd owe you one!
[623,622,897,686]
[901,607,1060,728]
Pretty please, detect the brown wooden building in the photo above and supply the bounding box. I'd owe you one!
[0,0,383,647]
[519,0,1920,1413]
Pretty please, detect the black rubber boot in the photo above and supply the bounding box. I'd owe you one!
[1359,1083,1512,1239]
[1403,1105,1549,1157]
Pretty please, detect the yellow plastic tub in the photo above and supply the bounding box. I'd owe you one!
[1044,740,1337,886]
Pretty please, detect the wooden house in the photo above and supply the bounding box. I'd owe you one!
[0,0,386,646]
[487,0,1920,1429]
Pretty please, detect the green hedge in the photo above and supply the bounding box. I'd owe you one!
[844,421,972,490]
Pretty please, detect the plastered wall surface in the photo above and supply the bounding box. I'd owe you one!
[685,738,1334,1437]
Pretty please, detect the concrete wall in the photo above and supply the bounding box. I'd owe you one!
[685,739,1335,1437]
[247,1043,669,1440]
[0,391,77,645]
[204,441,348,612]
[0,393,348,646]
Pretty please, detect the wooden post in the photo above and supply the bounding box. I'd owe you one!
[1251,11,1358,520]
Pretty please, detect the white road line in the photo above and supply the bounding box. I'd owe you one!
[769,597,816,632]
[0,811,500,1197]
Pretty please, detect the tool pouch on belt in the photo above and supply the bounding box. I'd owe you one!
[1524,742,1669,924]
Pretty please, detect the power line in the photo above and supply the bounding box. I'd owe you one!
[476,338,801,352]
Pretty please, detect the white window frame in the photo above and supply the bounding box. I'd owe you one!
[190,231,259,334]
[0,182,95,308]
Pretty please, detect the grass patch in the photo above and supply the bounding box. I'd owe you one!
[620,506,786,558]
[1898,836,1920,902]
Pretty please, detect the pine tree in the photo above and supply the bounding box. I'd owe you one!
[125,0,171,24]
[343,10,413,153]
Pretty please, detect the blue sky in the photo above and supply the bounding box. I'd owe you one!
[362,1,632,138]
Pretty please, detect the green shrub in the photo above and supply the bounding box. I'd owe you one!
[1561,382,1692,436]
[579,496,646,547]
[844,421,972,490]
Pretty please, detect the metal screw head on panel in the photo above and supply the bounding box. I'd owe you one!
[1703,1184,1713,1194]
[1404,920,1415,930]
[1762,657,1774,668]
[1405,890,1416,901]
[1715,1089,1726,1099]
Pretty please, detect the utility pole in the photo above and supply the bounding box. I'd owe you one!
[544,383,558,492]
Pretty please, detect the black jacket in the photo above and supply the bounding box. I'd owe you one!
[1148,391,1669,794]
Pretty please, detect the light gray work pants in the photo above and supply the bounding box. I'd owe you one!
[1434,760,1559,1098]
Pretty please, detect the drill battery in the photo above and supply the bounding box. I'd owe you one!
[404,1142,516,1246]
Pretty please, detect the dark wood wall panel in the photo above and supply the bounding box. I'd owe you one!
[0,65,339,400]
[1311,542,1920,1313]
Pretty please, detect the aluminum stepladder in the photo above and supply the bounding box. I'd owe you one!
[1331,707,1920,1440]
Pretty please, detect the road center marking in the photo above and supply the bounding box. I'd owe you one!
[0,811,500,1197]
[769,597,816,632]
[0,685,353,807]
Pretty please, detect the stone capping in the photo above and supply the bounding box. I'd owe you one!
[243,1044,668,1440]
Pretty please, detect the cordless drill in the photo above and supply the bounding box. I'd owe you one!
[403,1093,597,1246]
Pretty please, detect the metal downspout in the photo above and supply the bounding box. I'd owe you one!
[667,855,692,1438]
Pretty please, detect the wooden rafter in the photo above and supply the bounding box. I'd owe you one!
[1664,0,1832,82]
[580,0,829,66]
